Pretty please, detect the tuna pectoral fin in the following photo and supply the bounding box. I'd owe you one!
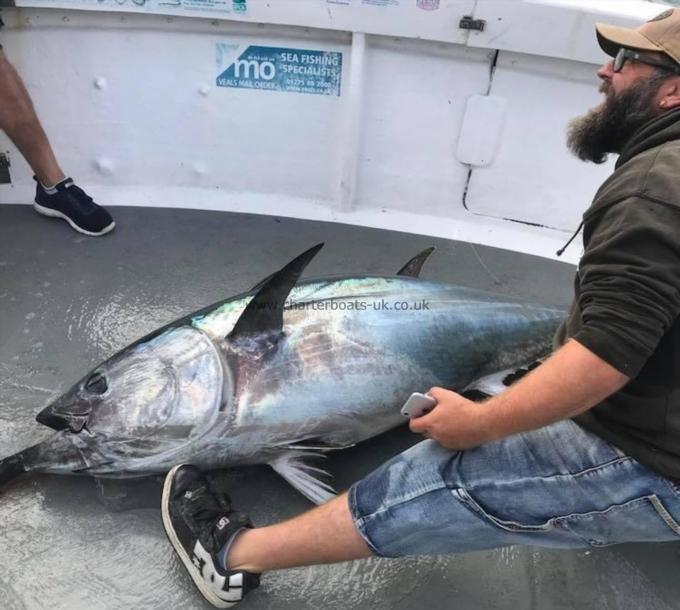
[464,360,544,398]
[269,451,336,505]
[462,369,511,398]
[281,439,355,452]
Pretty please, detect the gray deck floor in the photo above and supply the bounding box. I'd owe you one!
[1,204,678,610]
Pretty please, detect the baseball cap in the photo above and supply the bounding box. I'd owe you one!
[596,8,680,65]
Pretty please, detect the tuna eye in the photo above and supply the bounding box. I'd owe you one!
[85,373,108,395]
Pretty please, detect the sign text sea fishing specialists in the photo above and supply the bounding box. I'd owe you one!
[216,45,343,96]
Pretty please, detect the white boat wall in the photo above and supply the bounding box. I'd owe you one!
[0,0,672,263]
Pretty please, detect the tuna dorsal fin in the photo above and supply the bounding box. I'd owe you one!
[228,243,324,341]
[397,247,435,277]
[250,272,275,293]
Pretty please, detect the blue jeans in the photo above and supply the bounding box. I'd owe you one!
[348,420,680,556]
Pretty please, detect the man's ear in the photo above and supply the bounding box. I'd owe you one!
[658,76,680,110]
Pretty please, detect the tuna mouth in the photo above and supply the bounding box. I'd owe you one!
[36,401,91,433]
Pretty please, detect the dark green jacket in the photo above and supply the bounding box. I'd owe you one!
[556,108,680,479]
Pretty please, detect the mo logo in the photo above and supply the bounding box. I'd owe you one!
[234,58,276,81]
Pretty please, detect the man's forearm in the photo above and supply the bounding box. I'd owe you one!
[481,339,630,442]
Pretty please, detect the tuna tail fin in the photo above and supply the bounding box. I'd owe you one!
[396,247,435,278]
[269,451,336,505]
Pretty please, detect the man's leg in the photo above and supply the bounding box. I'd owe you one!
[0,50,65,186]
[161,465,373,608]
[163,421,680,608]
[227,492,372,573]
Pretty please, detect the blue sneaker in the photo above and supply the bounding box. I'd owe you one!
[33,177,115,236]
[162,465,260,608]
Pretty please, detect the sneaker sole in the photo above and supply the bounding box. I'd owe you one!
[162,465,235,609]
[33,202,116,237]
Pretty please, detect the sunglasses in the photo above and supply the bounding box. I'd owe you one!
[613,47,680,74]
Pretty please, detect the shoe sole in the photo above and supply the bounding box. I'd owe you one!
[33,202,116,237]
[162,465,234,609]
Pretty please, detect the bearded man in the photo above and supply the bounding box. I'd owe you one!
[159,9,680,608]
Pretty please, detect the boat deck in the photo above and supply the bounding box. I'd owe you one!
[1,205,677,610]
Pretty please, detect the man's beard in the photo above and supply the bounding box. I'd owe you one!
[567,73,669,164]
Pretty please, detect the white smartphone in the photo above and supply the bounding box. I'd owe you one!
[401,392,438,419]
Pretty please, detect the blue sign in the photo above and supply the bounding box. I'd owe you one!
[216,46,343,96]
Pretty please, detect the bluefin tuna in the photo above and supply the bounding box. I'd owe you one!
[0,245,563,503]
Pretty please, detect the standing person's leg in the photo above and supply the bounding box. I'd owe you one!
[0,49,65,186]
[0,47,115,236]
[162,420,680,608]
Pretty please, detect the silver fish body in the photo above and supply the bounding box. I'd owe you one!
[2,250,564,503]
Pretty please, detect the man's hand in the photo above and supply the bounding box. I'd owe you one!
[408,340,629,452]
[408,387,492,450]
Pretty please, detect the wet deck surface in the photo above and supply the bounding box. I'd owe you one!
[1,204,679,609]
